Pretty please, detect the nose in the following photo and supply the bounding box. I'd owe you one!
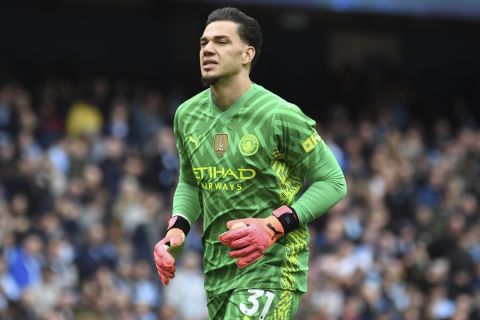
[202,41,215,55]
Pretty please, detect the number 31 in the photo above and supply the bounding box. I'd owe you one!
[240,289,275,320]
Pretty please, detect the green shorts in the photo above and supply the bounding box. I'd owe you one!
[207,288,303,320]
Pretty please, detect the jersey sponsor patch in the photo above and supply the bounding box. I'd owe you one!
[239,133,259,156]
[214,133,228,157]
[301,131,321,153]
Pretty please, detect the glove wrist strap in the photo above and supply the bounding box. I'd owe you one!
[272,205,300,234]
[167,215,191,236]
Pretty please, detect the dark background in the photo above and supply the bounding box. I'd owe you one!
[1,1,480,124]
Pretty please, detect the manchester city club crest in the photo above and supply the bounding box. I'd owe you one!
[239,133,259,156]
[214,133,228,157]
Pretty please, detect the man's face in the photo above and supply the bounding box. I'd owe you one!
[200,21,252,85]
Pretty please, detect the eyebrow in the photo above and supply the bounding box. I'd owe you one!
[200,35,231,42]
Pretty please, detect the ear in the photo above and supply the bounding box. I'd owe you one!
[242,46,255,66]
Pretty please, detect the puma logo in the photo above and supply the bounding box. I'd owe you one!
[267,222,283,240]
[188,135,198,147]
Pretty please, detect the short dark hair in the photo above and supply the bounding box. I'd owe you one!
[206,7,263,67]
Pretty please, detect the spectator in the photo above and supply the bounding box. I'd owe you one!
[164,250,208,320]
[28,266,63,317]
[75,223,116,280]
[6,233,44,290]
[66,101,103,138]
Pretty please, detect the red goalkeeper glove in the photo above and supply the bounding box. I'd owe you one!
[219,206,299,269]
[153,216,189,285]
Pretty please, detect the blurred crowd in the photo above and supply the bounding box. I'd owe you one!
[0,77,206,320]
[0,66,479,320]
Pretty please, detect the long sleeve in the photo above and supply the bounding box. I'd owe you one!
[172,176,201,225]
[172,108,202,225]
[273,103,347,225]
[290,139,347,224]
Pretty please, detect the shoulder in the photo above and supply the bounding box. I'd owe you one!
[175,89,210,120]
[252,84,284,105]
[255,87,306,124]
[254,87,315,129]
[248,84,302,118]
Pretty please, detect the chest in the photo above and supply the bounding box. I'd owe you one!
[183,114,273,183]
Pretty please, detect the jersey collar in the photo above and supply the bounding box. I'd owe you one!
[209,83,258,120]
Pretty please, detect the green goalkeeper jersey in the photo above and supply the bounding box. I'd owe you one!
[172,83,346,296]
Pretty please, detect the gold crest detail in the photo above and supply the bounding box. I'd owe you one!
[214,133,228,157]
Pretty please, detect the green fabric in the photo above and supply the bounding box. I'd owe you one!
[172,176,201,225]
[290,138,348,224]
[207,288,303,320]
[172,83,347,296]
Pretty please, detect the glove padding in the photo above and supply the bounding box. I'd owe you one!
[219,215,284,269]
[153,227,185,285]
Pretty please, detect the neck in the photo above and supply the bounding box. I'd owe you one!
[211,74,252,110]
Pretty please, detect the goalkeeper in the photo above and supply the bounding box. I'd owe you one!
[154,7,347,319]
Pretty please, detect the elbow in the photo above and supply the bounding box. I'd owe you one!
[341,178,348,199]
[336,174,348,201]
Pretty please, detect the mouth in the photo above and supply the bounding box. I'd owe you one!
[202,59,218,70]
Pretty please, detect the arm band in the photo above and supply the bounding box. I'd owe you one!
[166,215,191,236]
[272,205,300,234]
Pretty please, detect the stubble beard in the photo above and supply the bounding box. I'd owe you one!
[201,75,219,87]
